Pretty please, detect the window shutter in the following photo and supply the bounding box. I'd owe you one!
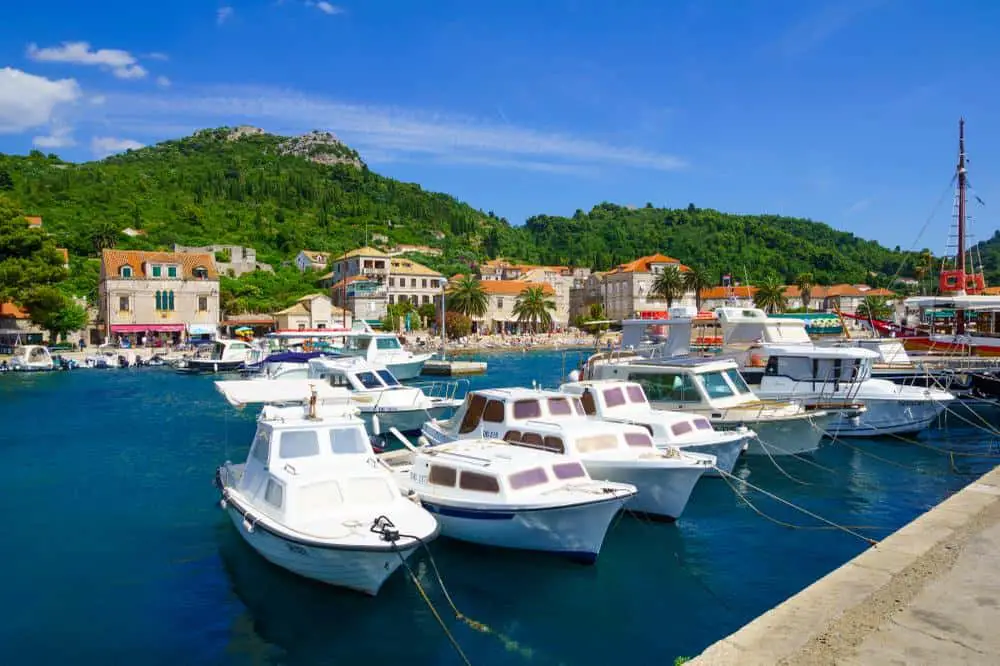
[155,291,161,310]
[168,291,175,310]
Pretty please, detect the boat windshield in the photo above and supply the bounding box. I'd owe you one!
[627,373,701,402]
[695,371,736,399]
[329,427,368,454]
[375,337,401,350]
[724,369,751,394]
[354,371,385,389]
[376,369,400,386]
[210,341,226,360]
[344,336,370,352]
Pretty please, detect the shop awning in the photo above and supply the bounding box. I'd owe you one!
[187,324,218,335]
[111,324,186,333]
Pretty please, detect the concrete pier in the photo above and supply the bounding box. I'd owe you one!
[690,465,1000,665]
[421,359,487,376]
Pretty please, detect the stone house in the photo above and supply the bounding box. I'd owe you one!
[601,253,695,320]
[99,249,220,344]
[272,294,351,331]
[174,244,272,276]
[295,249,331,272]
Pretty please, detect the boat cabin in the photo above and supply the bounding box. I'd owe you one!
[559,380,719,444]
[739,344,878,389]
[209,339,256,361]
[11,345,53,370]
[404,440,594,501]
[447,388,589,440]
[307,357,402,391]
[218,381,396,527]
[587,357,763,412]
[500,418,658,458]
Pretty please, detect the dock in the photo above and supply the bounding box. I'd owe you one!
[421,359,488,376]
[689,465,1000,665]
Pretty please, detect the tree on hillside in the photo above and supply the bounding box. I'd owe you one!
[513,285,556,333]
[0,197,68,304]
[446,275,488,318]
[651,265,685,308]
[683,266,713,311]
[0,168,13,191]
[753,274,788,313]
[794,272,814,311]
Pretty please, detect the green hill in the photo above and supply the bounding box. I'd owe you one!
[0,126,921,311]
[974,231,1000,285]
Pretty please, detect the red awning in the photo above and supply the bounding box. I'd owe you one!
[111,324,186,333]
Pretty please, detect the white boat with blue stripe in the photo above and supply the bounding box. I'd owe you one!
[381,436,636,562]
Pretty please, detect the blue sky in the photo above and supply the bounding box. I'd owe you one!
[1,0,999,253]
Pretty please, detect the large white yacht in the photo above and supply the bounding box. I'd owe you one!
[422,388,715,520]
[380,438,636,562]
[213,380,439,596]
[178,338,261,373]
[558,379,753,475]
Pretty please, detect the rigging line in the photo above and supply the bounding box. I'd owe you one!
[751,434,815,485]
[716,467,884,541]
[887,175,957,287]
[923,369,1000,435]
[395,550,473,666]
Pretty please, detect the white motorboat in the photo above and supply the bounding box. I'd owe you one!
[583,354,833,456]
[738,343,954,437]
[422,388,715,520]
[178,339,261,373]
[380,438,636,561]
[213,380,439,596]
[85,347,120,368]
[559,379,753,475]
[9,345,54,371]
[339,321,432,380]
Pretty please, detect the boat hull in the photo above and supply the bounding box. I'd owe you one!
[903,336,1000,357]
[581,461,705,520]
[362,403,454,434]
[672,436,747,477]
[717,413,829,456]
[224,506,416,596]
[420,495,627,562]
[386,358,427,381]
[179,359,246,373]
[825,398,947,437]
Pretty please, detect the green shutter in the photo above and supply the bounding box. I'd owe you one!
[168,266,177,278]
[152,266,161,278]
[155,291,161,310]
[168,291,175,310]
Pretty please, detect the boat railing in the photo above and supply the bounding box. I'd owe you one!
[408,378,469,402]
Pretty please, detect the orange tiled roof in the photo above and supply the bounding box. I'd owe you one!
[863,288,897,297]
[611,253,689,274]
[478,280,555,296]
[700,285,758,300]
[1,301,28,318]
[101,249,218,279]
[821,284,867,298]
[25,216,42,228]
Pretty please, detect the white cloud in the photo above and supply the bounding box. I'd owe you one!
[91,136,144,157]
[217,6,234,24]
[0,67,81,133]
[93,85,688,173]
[308,1,344,15]
[27,41,148,80]
[146,52,169,61]
[33,125,76,148]
[156,76,171,88]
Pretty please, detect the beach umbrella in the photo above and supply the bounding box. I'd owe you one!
[234,326,253,333]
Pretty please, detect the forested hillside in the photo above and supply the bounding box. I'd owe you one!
[0,127,923,308]
[974,231,1000,284]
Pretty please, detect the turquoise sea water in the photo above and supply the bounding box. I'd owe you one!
[1,349,997,665]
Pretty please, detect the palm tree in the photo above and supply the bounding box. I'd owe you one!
[513,286,556,333]
[857,295,893,321]
[651,265,685,308]
[753,274,788,313]
[683,266,713,311]
[794,272,814,311]
[915,249,935,295]
[445,275,488,318]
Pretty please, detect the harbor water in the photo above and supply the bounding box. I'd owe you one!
[1,349,997,665]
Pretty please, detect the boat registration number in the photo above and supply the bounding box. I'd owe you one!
[483,430,501,439]
[411,472,428,485]
[286,543,309,556]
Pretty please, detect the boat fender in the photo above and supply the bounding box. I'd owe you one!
[567,369,581,382]
[219,498,228,510]
[406,490,422,505]
[242,518,254,534]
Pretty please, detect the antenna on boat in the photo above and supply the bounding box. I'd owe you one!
[308,385,318,419]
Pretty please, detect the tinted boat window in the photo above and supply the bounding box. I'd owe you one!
[251,431,270,464]
[629,373,700,402]
[626,384,647,404]
[429,465,457,487]
[725,369,751,394]
[552,461,586,480]
[459,471,500,493]
[547,398,572,416]
[459,394,488,434]
[603,387,626,408]
[503,430,522,442]
[376,370,400,386]
[513,400,541,419]
[521,432,544,448]
[694,418,713,431]
[279,430,319,458]
[264,479,284,508]
[697,372,735,399]
[509,467,549,490]
[625,432,654,448]
[355,371,384,389]
[482,400,505,423]
[671,421,694,436]
[543,436,565,454]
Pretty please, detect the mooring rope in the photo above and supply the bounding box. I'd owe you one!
[715,467,880,546]
[395,550,473,666]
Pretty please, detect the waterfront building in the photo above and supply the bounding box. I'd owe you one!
[601,253,696,320]
[174,244,272,276]
[388,257,446,308]
[272,294,351,331]
[469,280,557,334]
[295,249,331,272]
[99,249,220,344]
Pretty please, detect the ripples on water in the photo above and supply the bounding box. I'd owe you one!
[0,350,996,665]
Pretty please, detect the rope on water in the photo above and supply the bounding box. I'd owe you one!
[715,467,880,546]
[751,435,815,486]
[395,550,473,666]
[867,421,1000,459]
[922,369,1000,436]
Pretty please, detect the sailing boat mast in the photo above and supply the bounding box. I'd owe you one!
[957,117,967,293]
